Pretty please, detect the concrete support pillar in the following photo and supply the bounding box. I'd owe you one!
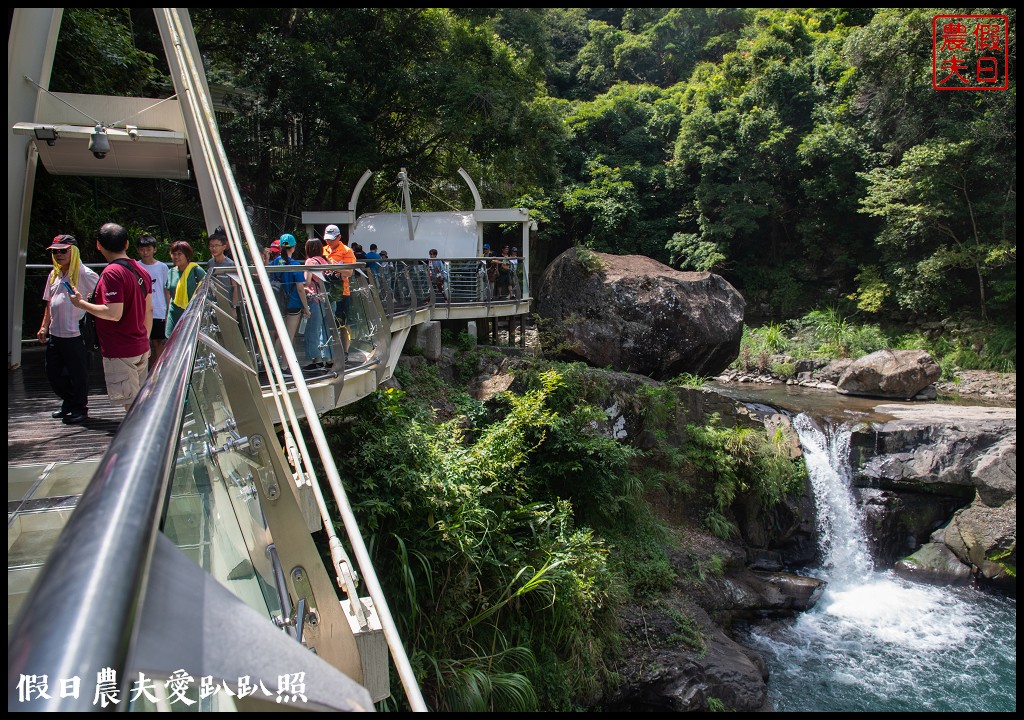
[415,320,441,361]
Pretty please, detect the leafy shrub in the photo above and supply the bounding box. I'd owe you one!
[733,323,791,372]
[575,246,604,274]
[663,605,706,654]
[706,696,727,712]
[845,323,889,357]
[756,349,771,374]
[681,415,806,538]
[739,345,752,372]
[892,323,1015,374]
[771,361,796,378]
[801,306,854,357]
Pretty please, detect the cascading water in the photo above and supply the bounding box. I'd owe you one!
[740,413,1016,712]
[795,415,873,582]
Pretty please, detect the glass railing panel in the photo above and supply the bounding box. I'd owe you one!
[228,265,338,385]
[510,260,524,300]
[387,262,417,315]
[373,264,395,317]
[232,261,391,386]
[343,272,388,371]
[206,265,242,317]
[164,334,280,623]
[406,262,432,309]
[365,261,388,314]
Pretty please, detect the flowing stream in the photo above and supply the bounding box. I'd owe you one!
[740,414,1016,712]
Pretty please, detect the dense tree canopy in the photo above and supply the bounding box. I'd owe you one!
[27,7,1017,327]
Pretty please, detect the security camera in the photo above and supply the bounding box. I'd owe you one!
[88,124,110,159]
[127,126,139,141]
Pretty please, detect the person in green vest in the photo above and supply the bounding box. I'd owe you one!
[165,241,207,339]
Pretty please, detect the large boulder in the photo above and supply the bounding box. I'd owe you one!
[945,497,1016,591]
[836,349,941,399]
[537,248,744,379]
[603,599,771,712]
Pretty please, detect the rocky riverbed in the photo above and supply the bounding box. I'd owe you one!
[716,364,1015,406]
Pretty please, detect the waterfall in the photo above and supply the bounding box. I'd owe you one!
[739,413,1017,712]
[791,414,872,583]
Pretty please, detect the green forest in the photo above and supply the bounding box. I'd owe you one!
[36,8,1016,339]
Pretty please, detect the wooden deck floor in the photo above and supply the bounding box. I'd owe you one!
[8,344,125,467]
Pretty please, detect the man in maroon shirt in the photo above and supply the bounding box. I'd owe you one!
[70,223,154,411]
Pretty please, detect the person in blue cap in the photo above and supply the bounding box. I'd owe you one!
[270,233,310,366]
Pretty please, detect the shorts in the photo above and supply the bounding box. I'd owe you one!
[334,295,351,325]
[151,318,167,341]
[102,352,151,407]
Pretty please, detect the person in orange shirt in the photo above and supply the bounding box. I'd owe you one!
[322,224,355,357]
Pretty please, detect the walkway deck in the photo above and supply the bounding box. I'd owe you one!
[8,344,124,467]
[8,344,129,632]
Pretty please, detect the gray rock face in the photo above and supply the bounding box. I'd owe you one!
[894,542,973,584]
[851,405,1016,589]
[537,248,745,379]
[856,488,968,567]
[836,349,941,399]
[603,602,771,712]
[972,435,1016,506]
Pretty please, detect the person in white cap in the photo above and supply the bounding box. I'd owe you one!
[322,224,355,358]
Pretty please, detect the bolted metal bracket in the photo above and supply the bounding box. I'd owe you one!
[290,565,320,629]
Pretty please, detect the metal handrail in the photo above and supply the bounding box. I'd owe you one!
[7,279,211,711]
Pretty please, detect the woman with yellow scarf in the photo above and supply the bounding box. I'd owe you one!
[37,234,100,424]
[165,241,206,339]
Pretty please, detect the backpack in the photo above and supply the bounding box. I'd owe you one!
[80,311,100,353]
[83,258,148,353]
[268,259,292,314]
